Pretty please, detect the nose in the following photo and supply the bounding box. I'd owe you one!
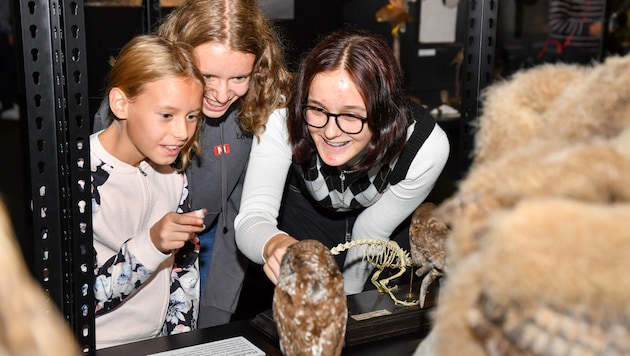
[206,79,232,104]
[323,116,342,139]
[172,117,190,141]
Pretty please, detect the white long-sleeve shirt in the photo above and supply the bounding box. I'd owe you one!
[91,132,199,349]
[235,108,450,293]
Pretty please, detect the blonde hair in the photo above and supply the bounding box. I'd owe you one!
[157,0,292,137]
[106,35,205,171]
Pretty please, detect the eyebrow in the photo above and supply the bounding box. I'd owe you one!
[306,99,366,113]
[201,71,253,79]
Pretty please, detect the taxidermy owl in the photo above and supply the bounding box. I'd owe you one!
[408,202,449,308]
[273,239,347,356]
[414,55,630,356]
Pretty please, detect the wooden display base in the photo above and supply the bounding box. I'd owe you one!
[251,282,438,347]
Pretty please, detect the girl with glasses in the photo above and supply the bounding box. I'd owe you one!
[235,29,450,295]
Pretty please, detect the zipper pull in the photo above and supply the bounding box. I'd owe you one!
[138,166,147,176]
[340,171,345,191]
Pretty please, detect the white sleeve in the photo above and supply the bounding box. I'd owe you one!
[235,108,293,264]
[342,123,451,294]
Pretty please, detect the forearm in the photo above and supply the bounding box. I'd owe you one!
[235,108,292,264]
[94,232,170,315]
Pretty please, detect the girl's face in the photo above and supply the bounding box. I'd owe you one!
[306,69,372,167]
[193,42,255,119]
[113,76,203,166]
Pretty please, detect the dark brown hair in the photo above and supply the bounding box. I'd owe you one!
[287,29,412,172]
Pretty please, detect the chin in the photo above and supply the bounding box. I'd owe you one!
[150,155,178,167]
[319,155,349,167]
[202,109,227,119]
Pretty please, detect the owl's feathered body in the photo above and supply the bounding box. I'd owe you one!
[414,55,630,356]
[408,202,449,307]
[273,239,347,356]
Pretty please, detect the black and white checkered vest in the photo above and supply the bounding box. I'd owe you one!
[293,104,436,212]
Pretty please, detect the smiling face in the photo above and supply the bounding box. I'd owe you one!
[306,69,372,167]
[109,76,203,166]
[193,42,256,119]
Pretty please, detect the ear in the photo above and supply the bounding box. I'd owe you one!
[109,87,129,120]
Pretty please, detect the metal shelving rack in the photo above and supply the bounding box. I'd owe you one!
[16,0,95,353]
[458,0,498,175]
[14,0,495,354]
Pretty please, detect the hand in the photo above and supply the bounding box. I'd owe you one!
[262,233,298,285]
[149,209,206,254]
[589,21,602,37]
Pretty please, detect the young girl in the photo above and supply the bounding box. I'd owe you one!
[93,0,292,328]
[235,29,450,294]
[91,35,206,349]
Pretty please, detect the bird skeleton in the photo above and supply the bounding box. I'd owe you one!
[331,239,419,307]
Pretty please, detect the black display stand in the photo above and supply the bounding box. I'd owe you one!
[94,283,437,356]
[251,283,438,347]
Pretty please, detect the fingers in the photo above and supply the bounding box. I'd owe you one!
[263,262,279,285]
[262,235,299,285]
[177,210,206,232]
[193,208,207,218]
[150,210,206,253]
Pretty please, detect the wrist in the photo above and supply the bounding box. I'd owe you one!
[263,233,293,262]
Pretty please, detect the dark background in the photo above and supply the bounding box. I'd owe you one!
[83,0,470,122]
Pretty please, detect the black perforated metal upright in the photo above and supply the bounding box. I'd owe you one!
[458,0,498,175]
[141,0,163,33]
[16,0,95,353]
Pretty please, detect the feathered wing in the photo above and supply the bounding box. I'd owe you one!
[273,239,347,356]
[470,294,630,355]
[465,199,630,356]
[409,202,449,307]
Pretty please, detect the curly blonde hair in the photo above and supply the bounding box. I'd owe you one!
[157,0,292,138]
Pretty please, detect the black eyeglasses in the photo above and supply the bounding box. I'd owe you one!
[302,105,368,135]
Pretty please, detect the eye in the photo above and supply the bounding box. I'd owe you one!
[160,113,173,119]
[340,113,366,121]
[231,75,249,83]
[186,113,201,121]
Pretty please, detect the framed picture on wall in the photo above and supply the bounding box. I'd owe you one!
[419,0,459,43]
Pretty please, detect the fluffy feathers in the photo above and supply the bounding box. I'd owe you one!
[415,54,630,355]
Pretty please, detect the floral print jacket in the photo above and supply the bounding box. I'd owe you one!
[90,132,199,348]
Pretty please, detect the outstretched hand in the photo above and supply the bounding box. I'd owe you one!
[150,209,206,254]
[262,233,299,285]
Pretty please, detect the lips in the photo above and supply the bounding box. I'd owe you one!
[324,139,350,148]
[203,96,231,113]
[162,145,183,156]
